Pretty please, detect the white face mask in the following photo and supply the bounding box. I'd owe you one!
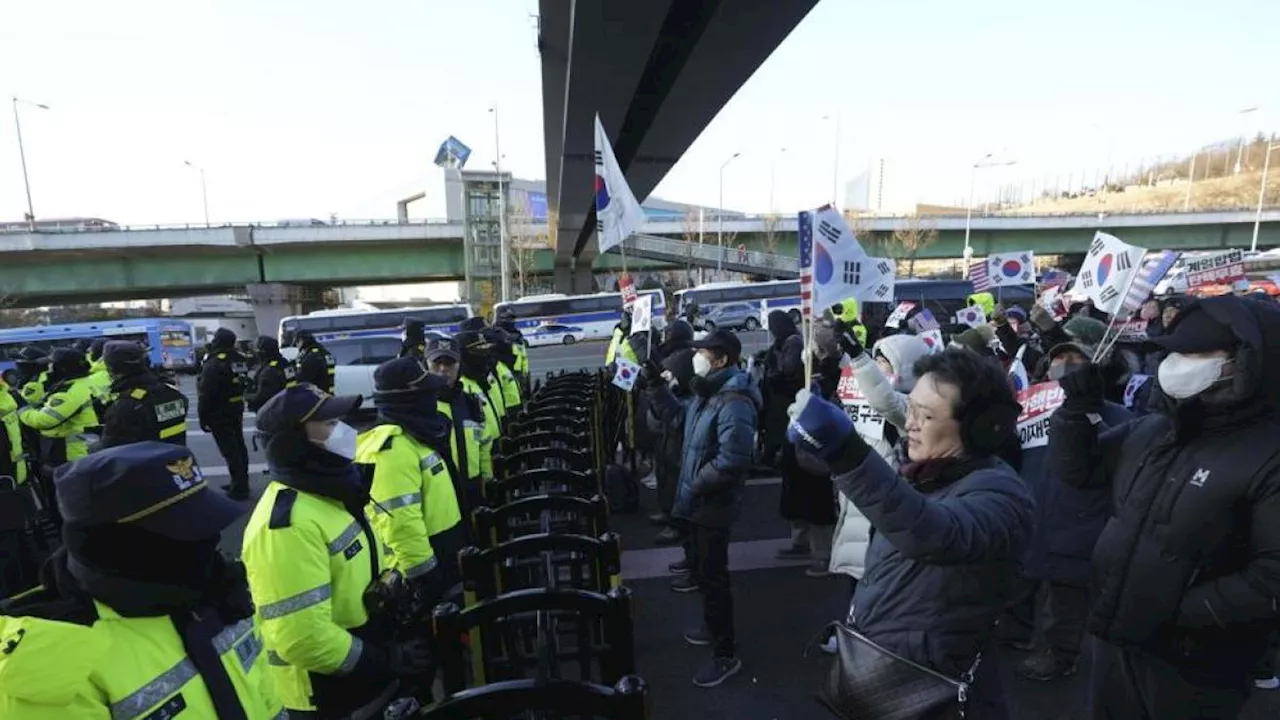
[692,353,713,378]
[321,421,359,459]
[1158,352,1228,400]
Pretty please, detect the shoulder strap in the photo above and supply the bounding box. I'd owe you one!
[269,488,298,529]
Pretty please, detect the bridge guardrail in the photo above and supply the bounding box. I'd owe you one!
[618,234,798,275]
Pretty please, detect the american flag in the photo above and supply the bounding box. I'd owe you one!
[1121,250,1180,316]
[970,260,992,292]
[1038,269,1071,292]
[799,210,814,319]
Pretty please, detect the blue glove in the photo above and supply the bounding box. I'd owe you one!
[786,389,855,460]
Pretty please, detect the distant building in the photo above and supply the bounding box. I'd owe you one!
[170,295,259,344]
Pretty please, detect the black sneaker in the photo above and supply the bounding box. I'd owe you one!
[668,559,691,575]
[683,627,712,647]
[670,575,699,593]
[692,657,742,688]
[648,512,669,526]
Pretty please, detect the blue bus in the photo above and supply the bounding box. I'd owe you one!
[277,304,475,349]
[492,290,667,342]
[0,317,197,381]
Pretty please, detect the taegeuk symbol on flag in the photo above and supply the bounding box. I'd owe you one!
[1076,232,1147,316]
[798,206,895,314]
[630,294,653,335]
[988,251,1036,287]
[593,113,646,255]
[612,358,640,392]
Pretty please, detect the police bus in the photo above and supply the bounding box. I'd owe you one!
[493,290,667,343]
[276,304,474,349]
[674,279,802,323]
[0,317,197,384]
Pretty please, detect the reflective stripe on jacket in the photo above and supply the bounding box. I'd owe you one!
[241,481,385,712]
[356,424,463,587]
[460,377,499,480]
[0,599,284,719]
[17,378,99,463]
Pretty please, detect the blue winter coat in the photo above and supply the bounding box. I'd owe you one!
[654,367,760,528]
[1020,401,1132,587]
[832,447,1033,678]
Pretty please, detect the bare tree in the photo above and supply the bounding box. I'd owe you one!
[680,208,701,285]
[506,198,545,297]
[882,213,938,278]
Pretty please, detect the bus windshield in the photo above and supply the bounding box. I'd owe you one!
[494,290,666,341]
[278,304,473,347]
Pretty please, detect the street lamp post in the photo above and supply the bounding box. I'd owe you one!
[11,97,49,231]
[769,147,787,213]
[183,161,210,225]
[1251,134,1278,253]
[1183,151,1198,211]
[1235,107,1258,175]
[490,105,510,303]
[822,115,841,207]
[717,152,741,274]
[963,153,1016,277]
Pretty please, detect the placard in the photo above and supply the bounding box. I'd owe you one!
[1015,381,1065,450]
[885,301,916,329]
[837,366,886,441]
[1185,249,1245,288]
[619,276,637,307]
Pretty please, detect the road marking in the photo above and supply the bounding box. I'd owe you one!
[200,463,269,477]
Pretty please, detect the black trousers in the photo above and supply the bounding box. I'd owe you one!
[1088,637,1250,720]
[210,420,249,493]
[690,523,734,659]
[1002,579,1089,660]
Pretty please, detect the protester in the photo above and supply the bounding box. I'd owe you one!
[1003,331,1134,682]
[788,348,1032,718]
[645,347,695,545]
[1049,295,1280,719]
[650,328,759,688]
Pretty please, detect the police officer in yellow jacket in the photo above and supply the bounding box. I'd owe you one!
[98,341,190,449]
[426,337,493,510]
[296,331,338,395]
[18,348,99,469]
[12,347,50,407]
[83,338,112,414]
[455,330,510,428]
[605,310,637,365]
[242,385,432,718]
[0,377,26,489]
[494,309,529,387]
[0,375,32,597]
[356,359,467,602]
[246,337,297,412]
[483,327,523,413]
[199,328,252,500]
[0,442,285,719]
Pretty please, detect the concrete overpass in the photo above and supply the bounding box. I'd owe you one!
[539,0,820,292]
[3,209,1278,326]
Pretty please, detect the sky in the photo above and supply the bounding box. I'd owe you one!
[2,0,1279,228]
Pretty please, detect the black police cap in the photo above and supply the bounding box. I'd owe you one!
[459,316,487,333]
[374,357,444,394]
[55,442,245,541]
[103,340,147,372]
[256,384,362,435]
[425,337,461,363]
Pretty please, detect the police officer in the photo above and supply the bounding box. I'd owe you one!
[242,385,431,718]
[296,331,337,394]
[483,327,523,414]
[246,336,297,412]
[84,338,112,412]
[398,319,427,360]
[456,330,509,430]
[199,328,251,501]
[356,358,466,601]
[19,348,99,469]
[0,442,285,718]
[98,341,190,448]
[494,309,529,386]
[0,373,32,597]
[427,336,494,510]
[605,309,636,365]
[12,347,50,406]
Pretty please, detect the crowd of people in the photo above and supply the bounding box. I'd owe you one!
[0,313,532,717]
[2,279,1280,718]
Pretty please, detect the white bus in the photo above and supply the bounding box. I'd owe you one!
[674,280,803,323]
[493,290,667,342]
[277,304,473,348]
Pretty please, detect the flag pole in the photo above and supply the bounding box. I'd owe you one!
[1092,260,1144,363]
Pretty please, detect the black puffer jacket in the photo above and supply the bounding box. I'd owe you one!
[1049,296,1280,678]
[646,348,695,517]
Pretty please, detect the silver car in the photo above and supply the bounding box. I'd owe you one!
[702,302,761,332]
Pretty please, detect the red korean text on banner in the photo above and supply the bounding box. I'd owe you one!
[885,301,917,329]
[619,275,637,307]
[1015,381,1065,450]
[837,365,886,441]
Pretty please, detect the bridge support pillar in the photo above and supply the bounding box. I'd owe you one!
[245,283,303,341]
[553,262,595,295]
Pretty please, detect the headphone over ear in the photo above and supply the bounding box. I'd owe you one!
[957,395,1023,457]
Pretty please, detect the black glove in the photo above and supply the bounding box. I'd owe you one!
[1059,363,1105,412]
[833,320,865,359]
[642,359,663,383]
[387,639,434,677]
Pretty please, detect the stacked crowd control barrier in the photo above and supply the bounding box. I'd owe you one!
[419,370,648,719]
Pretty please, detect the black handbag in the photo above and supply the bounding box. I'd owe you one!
[819,622,981,720]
